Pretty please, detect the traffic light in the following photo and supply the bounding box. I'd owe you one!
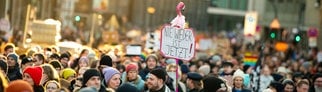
[270,31,276,39]
[75,16,81,22]
[73,15,86,27]
[294,34,301,43]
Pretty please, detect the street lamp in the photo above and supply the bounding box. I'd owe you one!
[270,18,280,29]
[270,2,280,29]
[146,6,155,32]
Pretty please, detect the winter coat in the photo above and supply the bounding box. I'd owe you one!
[122,72,145,91]
[7,66,22,81]
[33,85,45,92]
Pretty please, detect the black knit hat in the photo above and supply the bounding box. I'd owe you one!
[149,68,167,82]
[116,83,139,92]
[203,76,227,92]
[180,64,190,74]
[49,60,62,69]
[82,69,101,87]
[0,59,7,73]
[21,57,33,65]
[100,55,112,67]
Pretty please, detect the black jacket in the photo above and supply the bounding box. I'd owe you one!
[34,85,44,92]
[189,89,202,92]
[7,66,22,81]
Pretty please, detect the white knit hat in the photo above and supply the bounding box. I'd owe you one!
[232,69,245,79]
[198,65,210,76]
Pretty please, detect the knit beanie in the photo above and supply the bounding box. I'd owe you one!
[203,76,227,92]
[100,55,113,67]
[49,60,62,69]
[103,67,120,84]
[149,68,167,82]
[0,59,7,73]
[116,83,139,92]
[82,69,101,87]
[79,87,97,92]
[126,63,138,73]
[5,80,34,92]
[7,53,18,63]
[23,66,43,86]
[165,59,176,64]
[180,64,190,74]
[61,68,76,79]
[198,65,210,76]
[21,57,33,65]
[232,69,245,79]
[210,55,221,64]
[146,54,158,62]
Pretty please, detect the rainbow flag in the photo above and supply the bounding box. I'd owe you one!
[243,54,258,66]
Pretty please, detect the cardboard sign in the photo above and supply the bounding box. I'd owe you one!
[30,21,58,45]
[126,45,142,55]
[160,25,195,60]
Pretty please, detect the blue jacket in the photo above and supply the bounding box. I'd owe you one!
[122,72,145,91]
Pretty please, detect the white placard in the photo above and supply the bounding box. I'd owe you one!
[160,25,195,60]
[126,45,142,55]
[244,12,258,36]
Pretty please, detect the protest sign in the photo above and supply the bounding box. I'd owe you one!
[126,45,142,55]
[160,25,195,60]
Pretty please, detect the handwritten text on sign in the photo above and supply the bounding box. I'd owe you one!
[160,25,195,60]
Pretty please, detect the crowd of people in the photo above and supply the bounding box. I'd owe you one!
[0,31,322,92]
[0,43,179,92]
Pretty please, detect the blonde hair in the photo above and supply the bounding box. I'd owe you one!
[166,64,177,72]
[45,80,61,89]
[41,64,60,81]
